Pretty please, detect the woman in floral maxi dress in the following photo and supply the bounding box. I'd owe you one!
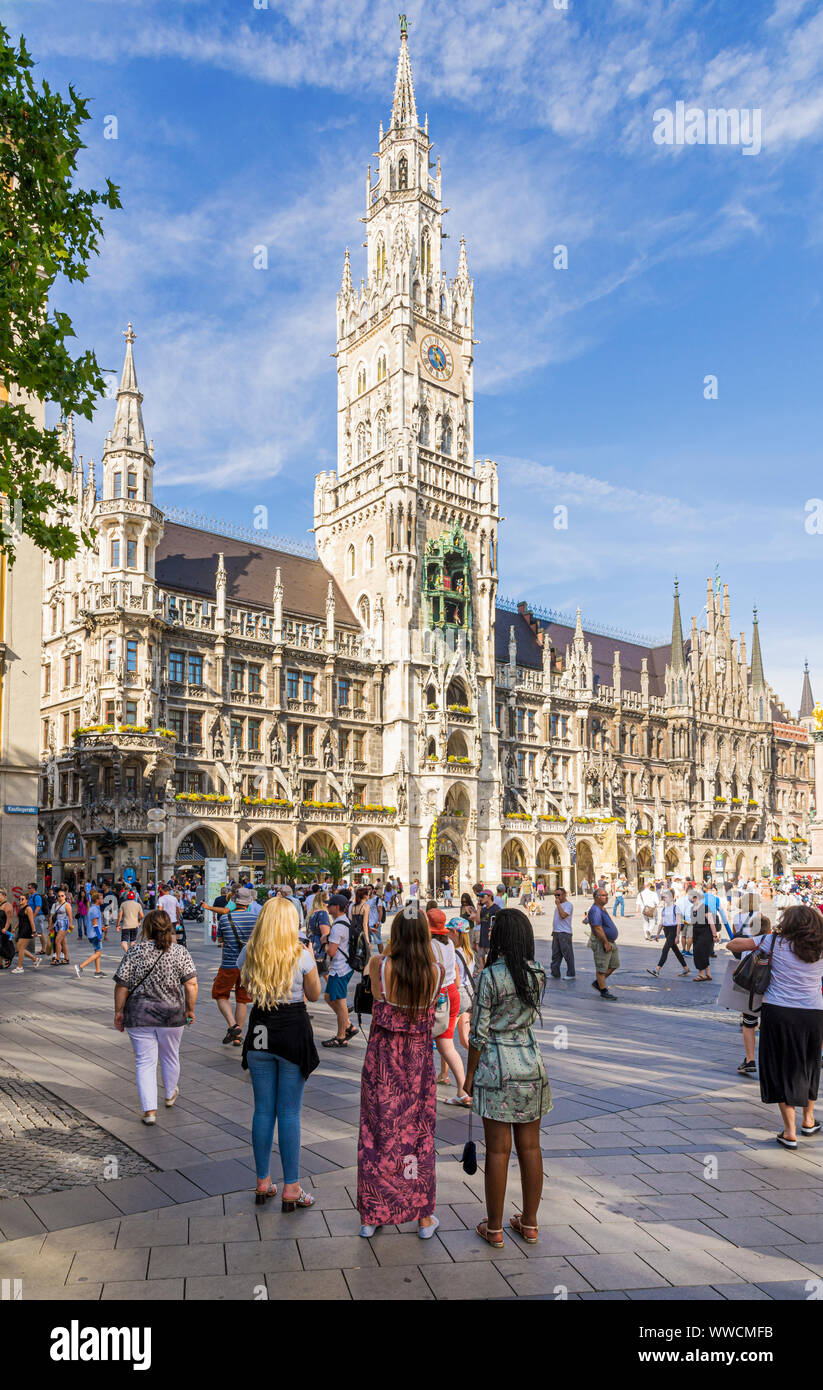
[357,905,443,1239]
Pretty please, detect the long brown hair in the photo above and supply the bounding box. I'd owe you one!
[142,909,175,952]
[385,908,437,1021]
[778,905,823,963]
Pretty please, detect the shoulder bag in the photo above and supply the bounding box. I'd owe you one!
[732,933,777,1012]
[115,950,167,1031]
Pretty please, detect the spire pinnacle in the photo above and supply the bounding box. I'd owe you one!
[390,20,418,129]
[670,577,685,671]
[456,235,470,286]
[750,604,765,691]
[109,323,147,452]
[799,659,815,720]
[341,247,353,298]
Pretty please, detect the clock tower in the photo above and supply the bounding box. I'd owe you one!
[314,21,501,888]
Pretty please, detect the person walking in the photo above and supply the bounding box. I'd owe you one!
[691,890,719,981]
[613,879,626,917]
[646,889,690,978]
[75,887,89,941]
[637,883,660,940]
[74,891,106,977]
[11,892,40,973]
[357,903,442,1239]
[717,892,771,1076]
[238,896,320,1209]
[113,909,197,1124]
[726,905,823,1148]
[322,893,357,1047]
[464,908,550,1249]
[50,888,73,965]
[428,907,471,1105]
[210,892,258,1047]
[459,891,480,952]
[586,887,620,999]
[549,887,575,979]
[437,917,476,1082]
[477,888,499,968]
[116,890,143,954]
[27,883,48,955]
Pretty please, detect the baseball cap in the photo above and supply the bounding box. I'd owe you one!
[328,893,349,911]
[127,890,136,900]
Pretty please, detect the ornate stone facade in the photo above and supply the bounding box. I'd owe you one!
[36,32,814,891]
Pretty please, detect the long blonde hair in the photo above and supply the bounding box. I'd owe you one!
[453,925,474,965]
[241,897,302,1007]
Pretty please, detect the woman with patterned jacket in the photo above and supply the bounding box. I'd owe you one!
[464,908,551,1250]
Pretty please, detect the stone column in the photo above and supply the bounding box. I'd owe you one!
[808,731,823,866]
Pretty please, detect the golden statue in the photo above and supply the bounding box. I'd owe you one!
[813,702,823,732]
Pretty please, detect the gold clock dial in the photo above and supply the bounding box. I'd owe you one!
[420,334,453,382]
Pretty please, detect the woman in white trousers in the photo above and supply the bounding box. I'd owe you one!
[113,909,198,1124]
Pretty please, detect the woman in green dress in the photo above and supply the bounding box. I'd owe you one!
[464,909,551,1249]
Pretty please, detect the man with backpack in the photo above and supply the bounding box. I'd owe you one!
[210,891,257,1046]
[322,893,365,1048]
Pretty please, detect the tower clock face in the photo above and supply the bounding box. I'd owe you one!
[421,334,453,382]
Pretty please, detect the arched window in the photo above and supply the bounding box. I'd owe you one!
[421,228,431,276]
[418,409,429,447]
[356,424,367,463]
[440,293,447,315]
[364,535,374,570]
[358,595,370,630]
[376,351,387,382]
[398,154,408,189]
[346,544,356,578]
[441,415,452,454]
[375,411,386,451]
[356,365,366,395]
[376,238,386,281]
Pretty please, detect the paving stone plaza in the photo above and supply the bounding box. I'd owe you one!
[1,900,821,1304]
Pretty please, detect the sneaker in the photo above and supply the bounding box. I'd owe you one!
[359,1223,379,1238]
[599,989,618,1000]
[11,967,23,973]
[74,964,83,977]
[737,1059,756,1075]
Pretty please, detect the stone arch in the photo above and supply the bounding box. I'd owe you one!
[446,730,468,760]
[502,837,527,874]
[444,781,471,817]
[353,831,390,872]
[446,675,469,707]
[170,819,235,861]
[536,837,564,890]
[55,820,85,862]
[635,843,652,885]
[576,838,596,887]
[301,829,344,859]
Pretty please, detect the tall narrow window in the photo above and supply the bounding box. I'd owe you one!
[113,473,122,499]
[365,535,375,569]
[376,352,387,382]
[441,415,452,454]
[398,154,408,189]
[376,412,386,451]
[347,544,356,578]
[126,539,137,568]
[110,538,120,567]
[418,409,429,447]
[421,229,431,276]
[127,471,138,499]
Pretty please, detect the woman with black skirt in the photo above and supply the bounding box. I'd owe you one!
[726,905,823,1149]
[646,889,690,979]
[690,890,718,982]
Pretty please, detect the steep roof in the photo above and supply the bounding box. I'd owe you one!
[494,609,671,696]
[800,662,815,720]
[155,522,358,626]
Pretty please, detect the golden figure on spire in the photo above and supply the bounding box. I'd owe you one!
[399,14,409,39]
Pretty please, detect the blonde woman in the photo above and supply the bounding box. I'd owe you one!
[238,897,322,1210]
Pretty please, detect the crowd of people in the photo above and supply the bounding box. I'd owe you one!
[3,864,823,1249]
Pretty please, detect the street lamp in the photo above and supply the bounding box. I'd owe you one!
[146,807,167,893]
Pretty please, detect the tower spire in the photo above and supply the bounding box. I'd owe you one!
[799,660,815,721]
[390,18,418,130]
[670,577,685,671]
[340,247,353,298]
[750,605,765,691]
[110,322,147,450]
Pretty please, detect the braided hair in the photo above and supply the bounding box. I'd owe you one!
[485,908,544,1011]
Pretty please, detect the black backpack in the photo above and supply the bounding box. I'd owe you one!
[341,917,369,974]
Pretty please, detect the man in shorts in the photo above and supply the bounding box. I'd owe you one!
[27,882,48,954]
[587,887,620,1000]
[210,895,258,1045]
[116,890,143,952]
[322,894,356,1047]
[75,891,106,977]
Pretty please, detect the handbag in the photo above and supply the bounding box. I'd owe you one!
[116,950,167,1030]
[353,971,373,1024]
[732,933,776,1011]
[433,991,451,1037]
[461,1107,478,1175]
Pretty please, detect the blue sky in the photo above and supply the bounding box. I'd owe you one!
[9,0,823,711]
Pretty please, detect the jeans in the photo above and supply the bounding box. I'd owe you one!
[246,1050,306,1183]
[613,894,625,916]
[551,932,576,977]
[126,1026,184,1112]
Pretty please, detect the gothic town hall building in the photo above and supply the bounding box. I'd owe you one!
[37,32,815,893]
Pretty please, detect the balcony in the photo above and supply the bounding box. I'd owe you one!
[72,726,178,755]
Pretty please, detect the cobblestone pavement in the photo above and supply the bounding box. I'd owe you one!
[1,901,822,1300]
[0,1062,157,1198]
